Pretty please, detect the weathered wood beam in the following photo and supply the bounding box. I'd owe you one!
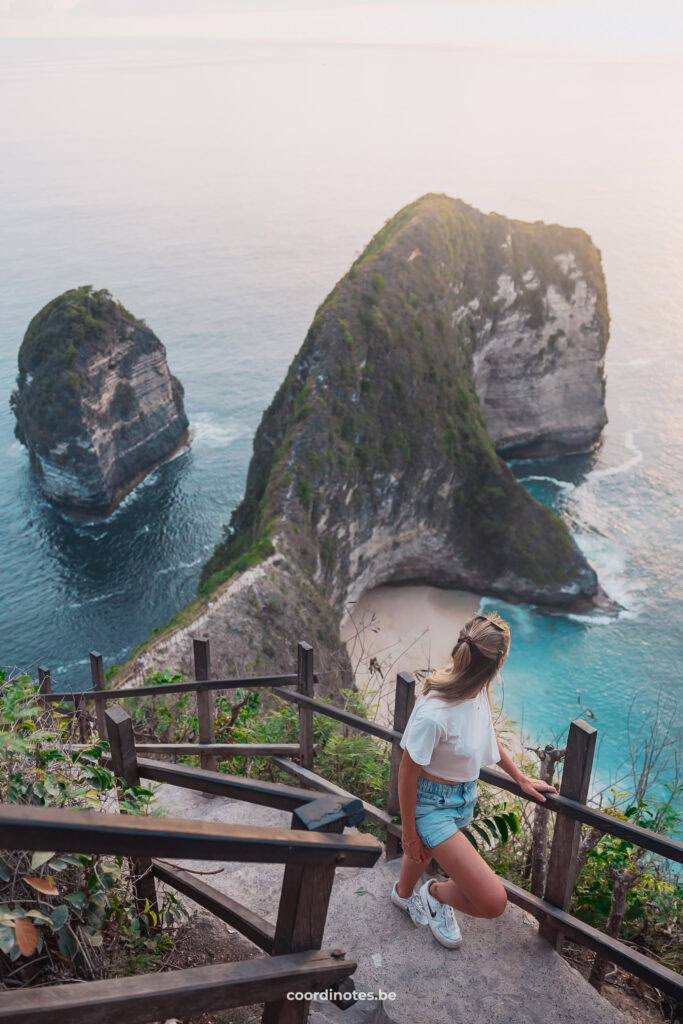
[0,949,355,1024]
[480,766,682,863]
[151,860,275,952]
[504,879,683,1001]
[386,672,415,860]
[0,803,384,867]
[42,673,299,702]
[134,756,323,810]
[272,688,399,743]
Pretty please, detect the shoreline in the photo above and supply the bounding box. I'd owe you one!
[341,583,528,764]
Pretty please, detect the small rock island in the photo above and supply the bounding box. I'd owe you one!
[10,286,189,514]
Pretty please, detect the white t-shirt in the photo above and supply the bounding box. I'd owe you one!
[399,689,500,782]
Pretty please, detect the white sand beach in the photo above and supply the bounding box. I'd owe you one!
[341,583,479,690]
[340,583,477,729]
[341,584,526,761]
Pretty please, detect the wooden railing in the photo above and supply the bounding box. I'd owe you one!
[0,698,382,1023]
[34,638,683,1002]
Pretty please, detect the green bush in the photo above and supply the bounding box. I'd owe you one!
[570,791,683,973]
[0,672,187,988]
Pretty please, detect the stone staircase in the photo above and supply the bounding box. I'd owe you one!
[153,782,627,1024]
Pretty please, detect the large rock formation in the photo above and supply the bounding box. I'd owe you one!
[468,223,608,455]
[11,286,189,513]
[120,195,610,691]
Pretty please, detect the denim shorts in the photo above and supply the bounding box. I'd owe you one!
[414,775,478,849]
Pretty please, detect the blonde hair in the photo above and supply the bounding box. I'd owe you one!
[422,611,511,704]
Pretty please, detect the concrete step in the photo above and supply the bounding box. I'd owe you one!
[152,784,626,1024]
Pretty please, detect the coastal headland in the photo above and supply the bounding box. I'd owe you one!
[112,194,610,694]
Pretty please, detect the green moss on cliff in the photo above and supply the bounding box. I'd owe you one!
[10,286,146,454]
[199,194,605,600]
[198,526,275,599]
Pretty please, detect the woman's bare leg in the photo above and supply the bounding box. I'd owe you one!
[396,853,427,899]
[426,831,508,919]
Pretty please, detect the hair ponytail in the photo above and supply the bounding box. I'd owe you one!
[423,611,510,704]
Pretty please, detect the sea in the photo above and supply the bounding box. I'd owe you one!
[0,38,681,810]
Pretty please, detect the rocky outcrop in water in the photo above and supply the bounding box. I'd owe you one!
[119,195,610,690]
[11,286,189,514]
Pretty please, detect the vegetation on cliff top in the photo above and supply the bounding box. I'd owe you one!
[10,285,184,458]
[200,193,602,599]
[0,671,187,987]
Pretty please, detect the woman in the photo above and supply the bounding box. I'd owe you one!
[390,611,557,948]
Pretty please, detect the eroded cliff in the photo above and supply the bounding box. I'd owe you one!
[11,286,189,514]
[119,195,609,690]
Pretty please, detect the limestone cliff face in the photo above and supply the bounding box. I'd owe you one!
[467,230,608,456]
[119,195,609,690]
[11,286,189,513]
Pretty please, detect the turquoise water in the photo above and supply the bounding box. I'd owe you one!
[483,427,682,799]
[0,39,681,808]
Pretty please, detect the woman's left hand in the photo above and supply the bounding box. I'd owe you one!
[517,773,557,803]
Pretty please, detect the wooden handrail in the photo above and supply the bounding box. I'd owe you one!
[42,673,299,702]
[36,674,683,862]
[504,879,683,1000]
[83,741,306,756]
[269,695,682,864]
[0,804,383,867]
[151,860,276,952]
[272,686,400,742]
[0,949,355,1024]
[479,766,683,863]
[132,756,324,810]
[18,645,683,1016]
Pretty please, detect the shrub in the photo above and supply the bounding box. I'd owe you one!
[0,671,186,989]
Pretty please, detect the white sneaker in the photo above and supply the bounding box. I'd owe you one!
[419,879,463,948]
[391,881,429,926]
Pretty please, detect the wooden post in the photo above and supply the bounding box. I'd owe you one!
[38,667,51,708]
[90,651,107,741]
[194,636,216,773]
[297,642,314,771]
[539,718,597,950]
[385,671,415,861]
[74,694,88,742]
[105,705,159,927]
[262,795,360,1024]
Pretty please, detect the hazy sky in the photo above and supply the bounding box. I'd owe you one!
[0,0,681,55]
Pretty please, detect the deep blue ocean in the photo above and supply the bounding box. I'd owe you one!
[1,38,681,807]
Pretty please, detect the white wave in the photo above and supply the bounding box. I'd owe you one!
[564,609,639,625]
[74,527,108,540]
[190,413,250,449]
[154,556,204,576]
[162,442,191,464]
[520,475,575,493]
[563,612,615,625]
[51,657,90,672]
[574,531,645,618]
[478,596,537,638]
[67,587,127,609]
[586,430,643,482]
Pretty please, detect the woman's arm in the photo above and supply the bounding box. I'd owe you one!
[495,737,525,784]
[398,749,430,863]
[494,735,558,803]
